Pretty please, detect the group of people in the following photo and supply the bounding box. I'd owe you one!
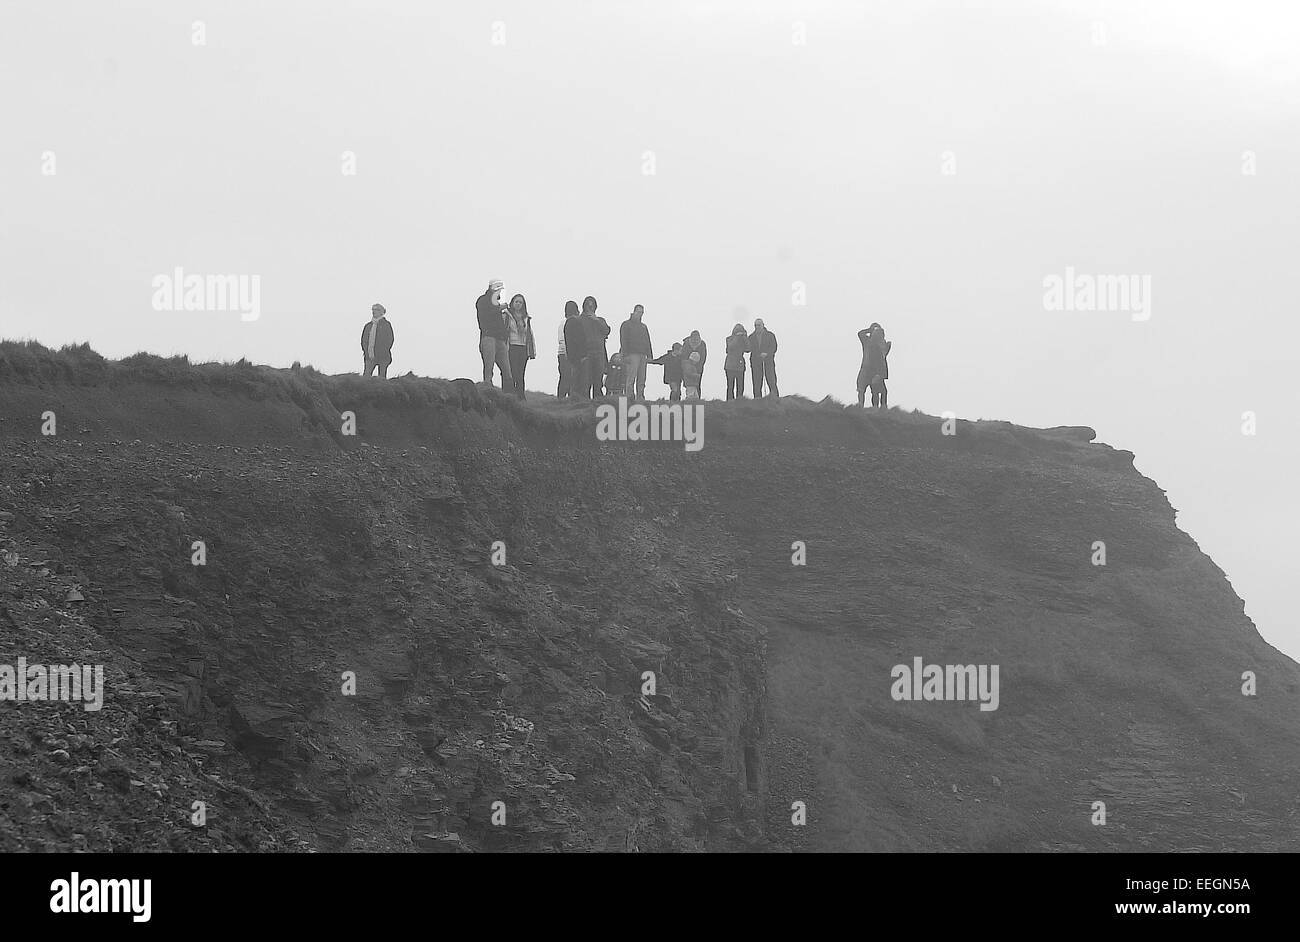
[357,280,892,408]
[473,279,784,403]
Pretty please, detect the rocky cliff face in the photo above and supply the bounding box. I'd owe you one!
[1,345,1296,851]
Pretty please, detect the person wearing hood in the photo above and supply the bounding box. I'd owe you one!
[723,323,750,400]
[580,296,610,397]
[506,293,536,400]
[681,331,708,394]
[748,318,779,399]
[476,279,513,390]
[619,304,654,401]
[361,303,395,378]
[857,322,892,408]
[649,342,684,400]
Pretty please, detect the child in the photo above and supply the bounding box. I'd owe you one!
[605,352,626,397]
[682,351,703,400]
[650,343,684,401]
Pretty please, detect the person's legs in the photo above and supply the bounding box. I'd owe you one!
[737,365,745,399]
[557,355,569,398]
[630,355,647,399]
[571,357,588,400]
[509,345,527,398]
[751,362,764,399]
[878,381,888,409]
[479,335,496,383]
[364,356,376,377]
[724,369,735,400]
[377,362,388,380]
[765,358,779,398]
[495,339,513,392]
[669,381,681,401]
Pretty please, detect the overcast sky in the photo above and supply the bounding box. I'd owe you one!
[2,0,1297,658]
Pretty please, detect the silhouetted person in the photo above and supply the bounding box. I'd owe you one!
[557,301,578,398]
[650,342,684,400]
[476,279,512,390]
[682,330,708,395]
[562,300,588,400]
[724,323,749,399]
[619,304,654,400]
[361,303,394,378]
[580,297,609,397]
[749,318,779,398]
[857,322,891,408]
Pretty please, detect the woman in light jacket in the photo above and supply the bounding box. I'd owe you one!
[506,294,537,400]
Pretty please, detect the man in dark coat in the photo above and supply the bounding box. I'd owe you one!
[361,303,394,378]
[748,318,779,399]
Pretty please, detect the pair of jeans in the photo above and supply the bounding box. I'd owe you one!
[508,344,529,399]
[725,368,744,399]
[557,354,571,398]
[751,356,778,398]
[668,381,681,401]
[622,353,647,399]
[479,335,512,390]
[363,357,388,379]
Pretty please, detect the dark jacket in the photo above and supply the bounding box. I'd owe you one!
[563,316,587,360]
[724,332,749,370]
[584,315,611,366]
[650,351,683,384]
[476,291,508,340]
[682,337,707,371]
[749,328,778,358]
[859,330,891,380]
[620,318,653,357]
[360,317,394,365]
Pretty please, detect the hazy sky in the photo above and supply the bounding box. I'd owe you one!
[3,0,1297,658]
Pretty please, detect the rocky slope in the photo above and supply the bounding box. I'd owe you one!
[1,342,1296,852]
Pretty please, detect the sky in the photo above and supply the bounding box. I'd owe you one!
[2,0,1298,658]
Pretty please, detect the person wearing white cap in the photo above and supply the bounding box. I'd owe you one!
[475,279,513,390]
[360,303,394,378]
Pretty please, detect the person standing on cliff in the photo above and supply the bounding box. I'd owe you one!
[681,330,708,395]
[476,279,512,390]
[857,322,891,408]
[506,293,536,400]
[562,300,588,400]
[619,304,653,401]
[580,296,610,398]
[723,323,749,400]
[749,318,779,399]
[361,303,394,378]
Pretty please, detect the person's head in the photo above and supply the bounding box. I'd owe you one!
[689,330,701,341]
[611,352,623,365]
[671,342,682,354]
[488,279,504,305]
[371,303,386,320]
[631,304,644,321]
[510,293,527,315]
[754,318,765,331]
[731,323,745,335]
[564,300,579,318]
[582,296,597,315]
[689,352,701,363]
